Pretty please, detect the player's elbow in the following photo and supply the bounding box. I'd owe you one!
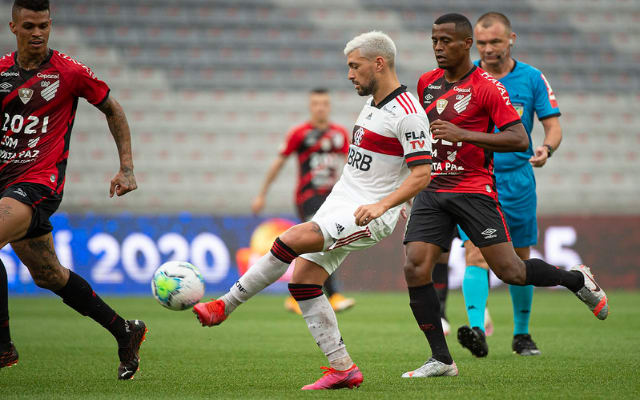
[511,125,529,152]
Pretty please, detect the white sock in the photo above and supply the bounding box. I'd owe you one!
[298,294,353,370]
[219,252,290,315]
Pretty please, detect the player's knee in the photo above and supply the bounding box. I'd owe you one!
[491,262,525,285]
[403,256,430,283]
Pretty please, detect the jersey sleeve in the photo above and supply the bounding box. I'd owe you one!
[397,113,432,167]
[72,63,110,106]
[481,81,522,131]
[278,127,302,157]
[533,72,561,120]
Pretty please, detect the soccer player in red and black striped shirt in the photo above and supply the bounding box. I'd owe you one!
[401,13,608,378]
[0,0,146,379]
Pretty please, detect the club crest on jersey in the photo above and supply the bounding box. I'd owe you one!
[18,88,33,104]
[454,94,472,114]
[436,99,448,114]
[513,102,524,117]
[41,80,60,102]
[353,127,365,146]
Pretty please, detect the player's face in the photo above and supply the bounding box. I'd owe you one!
[474,23,515,68]
[431,23,471,70]
[309,93,330,123]
[9,8,51,55]
[347,50,377,96]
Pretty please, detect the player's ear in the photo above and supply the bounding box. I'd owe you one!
[9,21,16,34]
[509,32,516,47]
[464,36,473,50]
[375,55,385,72]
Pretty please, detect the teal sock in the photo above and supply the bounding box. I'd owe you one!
[509,284,534,335]
[462,266,489,332]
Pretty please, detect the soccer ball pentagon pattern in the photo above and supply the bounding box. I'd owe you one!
[151,261,205,311]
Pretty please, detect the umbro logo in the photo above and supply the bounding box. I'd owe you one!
[0,82,11,92]
[481,228,497,239]
[335,223,344,234]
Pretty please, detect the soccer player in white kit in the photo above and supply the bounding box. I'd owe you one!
[194,31,433,390]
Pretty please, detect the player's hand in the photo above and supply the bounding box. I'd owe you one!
[251,195,265,215]
[430,120,467,143]
[354,202,387,226]
[400,206,408,220]
[110,167,137,197]
[529,146,548,167]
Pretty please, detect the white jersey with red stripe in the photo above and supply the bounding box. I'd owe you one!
[301,86,432,274]
[334,85,432,206]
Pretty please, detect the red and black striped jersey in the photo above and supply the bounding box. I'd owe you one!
[417,66,521,199]
[279,122,349,206]
[0,49,110,192]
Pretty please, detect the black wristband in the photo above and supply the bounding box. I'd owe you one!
[544,144,554,158]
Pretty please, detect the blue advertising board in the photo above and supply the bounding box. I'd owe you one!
[4,213,298,295]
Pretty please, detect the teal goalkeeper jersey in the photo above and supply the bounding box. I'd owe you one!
[474,59,561,172]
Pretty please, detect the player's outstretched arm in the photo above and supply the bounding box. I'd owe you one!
[354,164,431,226]
[251,155,287,214]
[431,119,528,153]
[530,116,562,167]
[97,96,137,197]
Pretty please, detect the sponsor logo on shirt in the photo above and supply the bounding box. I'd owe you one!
[428,84,441,89]
[454,87,471,93]
[36,72,60,79]
[1,71,19,77]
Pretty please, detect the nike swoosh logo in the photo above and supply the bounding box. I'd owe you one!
[582,267,601,292]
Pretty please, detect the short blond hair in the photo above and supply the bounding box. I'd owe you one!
[344,31,396,67]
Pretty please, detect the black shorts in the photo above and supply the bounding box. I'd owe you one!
[1,182,62,240]
[296,194,329,222]
[404,191,511,252]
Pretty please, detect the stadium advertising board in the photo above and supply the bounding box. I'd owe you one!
[4,214,639,295]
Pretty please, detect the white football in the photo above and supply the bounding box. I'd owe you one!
[151,261,205,311]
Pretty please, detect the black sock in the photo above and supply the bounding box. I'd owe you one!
[524,259,584,292]
[408,283,453,365]
[0,259,10,348]
[432,263,449,319]
[54,271,129,345]
[323,274,339,297]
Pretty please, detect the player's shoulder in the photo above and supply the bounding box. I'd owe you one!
[418,68,444,87]
[286,121,312,137]
[50,50,98,77]
[0,52,15,69]
[472,66,509,93]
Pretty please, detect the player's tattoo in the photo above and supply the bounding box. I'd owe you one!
[97,96,134,170]
[26,237,57,260]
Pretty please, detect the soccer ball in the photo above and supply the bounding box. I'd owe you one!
[151,261,205,311]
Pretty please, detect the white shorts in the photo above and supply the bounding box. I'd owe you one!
[300,192,400,275]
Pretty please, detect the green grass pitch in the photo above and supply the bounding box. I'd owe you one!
[1,290,639,399]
